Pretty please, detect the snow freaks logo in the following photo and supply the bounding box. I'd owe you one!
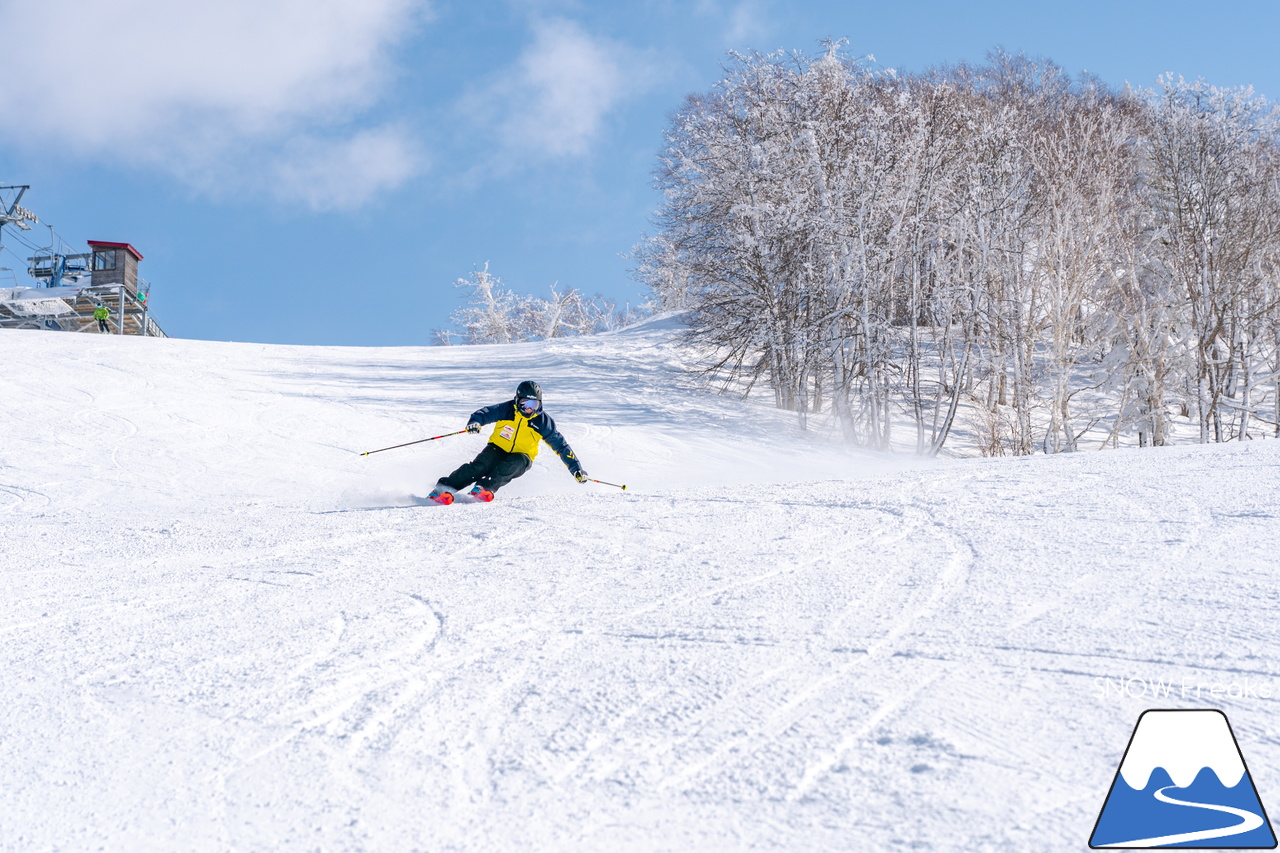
[1094,676,1276,702]
[1090,710,1277,849]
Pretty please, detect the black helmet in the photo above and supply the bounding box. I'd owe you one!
[515,380,542,402]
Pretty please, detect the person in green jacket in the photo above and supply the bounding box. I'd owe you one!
[93,304,110,333]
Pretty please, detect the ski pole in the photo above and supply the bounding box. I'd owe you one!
[587,478,628,491]
[360,430,468,456]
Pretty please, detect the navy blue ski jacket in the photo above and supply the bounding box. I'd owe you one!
[469,400,583,475]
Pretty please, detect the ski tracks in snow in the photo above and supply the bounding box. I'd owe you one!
[227,590,447,771]
[343,474,988,844]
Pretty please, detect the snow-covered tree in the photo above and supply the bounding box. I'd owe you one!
[1144,77,1280,442]
[439,264,645,345]
[444,263,522,345]
[637,45,1280,455]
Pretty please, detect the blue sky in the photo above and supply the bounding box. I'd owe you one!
[3,0,1278,346]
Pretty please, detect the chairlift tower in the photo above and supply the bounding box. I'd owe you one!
[0,185,38,256]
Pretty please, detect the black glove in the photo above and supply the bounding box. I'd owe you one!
[574,470,589,483]
[466,422,481,434]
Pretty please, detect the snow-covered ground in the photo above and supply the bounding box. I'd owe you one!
[3,319,1279,851]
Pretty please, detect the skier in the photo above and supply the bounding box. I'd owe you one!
[427,380,587,504]
[93,304,110,333]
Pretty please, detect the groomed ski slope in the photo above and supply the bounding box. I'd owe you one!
[3,317,1279,851]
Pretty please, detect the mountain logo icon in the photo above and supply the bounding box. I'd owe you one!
[1091,709,1276,848]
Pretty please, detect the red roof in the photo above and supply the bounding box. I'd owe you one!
[87,240,143,261]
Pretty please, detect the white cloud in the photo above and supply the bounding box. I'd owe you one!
[469,17,649,162]
[271,126,425,211]
[693,0,772,47]
[725,1,771,46]
[0,0,429,208]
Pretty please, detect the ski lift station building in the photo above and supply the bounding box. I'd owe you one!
[0,239,167,337]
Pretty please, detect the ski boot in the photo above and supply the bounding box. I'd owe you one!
[426,488,454,505]
[468,484,494,502]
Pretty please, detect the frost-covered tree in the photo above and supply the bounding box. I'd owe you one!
[637,44,1280,455]
[439,264,645,345]
[1145,77,1280,442]
[443,263,522,345]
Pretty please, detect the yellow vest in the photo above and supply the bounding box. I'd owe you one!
[487,411,542,459]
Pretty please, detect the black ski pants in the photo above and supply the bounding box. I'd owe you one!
[438,443,532,493]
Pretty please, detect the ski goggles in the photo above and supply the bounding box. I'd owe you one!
[517,397,541,413]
